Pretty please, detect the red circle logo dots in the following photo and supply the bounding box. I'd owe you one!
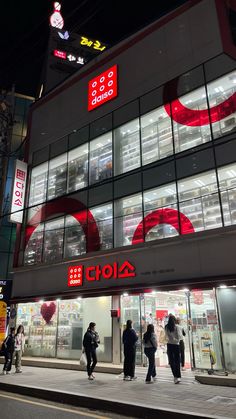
[68,265,83,287]
[88,65,118,111]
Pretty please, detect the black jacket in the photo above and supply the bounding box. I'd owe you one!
[122,328,138,349]
[83,329,100,351]
[3,335,15,353]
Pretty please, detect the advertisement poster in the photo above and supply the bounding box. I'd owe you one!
[0,301,7,343]
[206,309,217,325]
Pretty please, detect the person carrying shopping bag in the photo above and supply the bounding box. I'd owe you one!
[143,324,158,383]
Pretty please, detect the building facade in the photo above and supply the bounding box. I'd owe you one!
[11,0,236,371]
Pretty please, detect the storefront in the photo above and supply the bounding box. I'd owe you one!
[14,286,236,372]
[10,0,236,373]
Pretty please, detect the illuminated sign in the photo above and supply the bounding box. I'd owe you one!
[53,49,85,65]
[58,30,69,40]
[88,65,118,111]
[9,160,27,224]
[50,2,64,29]
[68,260,136,287]
[80,36,106,52]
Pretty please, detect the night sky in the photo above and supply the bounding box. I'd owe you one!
[0,0,188,97]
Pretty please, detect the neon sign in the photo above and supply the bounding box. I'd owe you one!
[50,2,64,29]
[80,36,106,52]
[9,160,27,224]
[53,49,85,65]
[68,261,136,287]
[88,65,118,111]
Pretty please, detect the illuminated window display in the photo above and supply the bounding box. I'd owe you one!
[114,193,142,247]
[17,296,112,361]
[29,163,48,206]
[218,163,236,226]
[141,107,173,165]
[207,71,236,139]
[43,218,65,263]
[68,144,88,192]
[24,224,44,265]
[143,183,178,241]
[89,133,112,184]
[47,154,67,200]
[114,119,141,175]
[178,171,222,232]
[171,86,211,153]
[89,204,113,250]
[64,215,86,258]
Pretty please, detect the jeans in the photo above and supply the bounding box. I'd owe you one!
[167,343,181,379]
[3,351,13,372]
[123,347,136,378]
[85,348,97,376]
[144,347,156,381]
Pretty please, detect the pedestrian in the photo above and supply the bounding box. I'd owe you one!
[1,327,15,375]
[176,317,186,371]
[165,315,182,384]
[143,323,158,383]
[122,319,138,381]
[82,322,100,380]
[14,325,25,373]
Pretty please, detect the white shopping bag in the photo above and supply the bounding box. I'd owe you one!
[79,352,87,367]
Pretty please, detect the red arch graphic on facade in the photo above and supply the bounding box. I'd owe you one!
[132,208,195,244]
[25,197,100,253]
[163,77,236,126]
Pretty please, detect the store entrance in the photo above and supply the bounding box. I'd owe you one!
[120,289,223,370]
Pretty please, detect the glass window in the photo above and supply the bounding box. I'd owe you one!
[89,132,112,184]
[172,86,211,153]
[178,171,222,233]
[47,154,67,200]
[68,144,88,193]
[43,218,65,263]
[29,163,48,206]
[64,214,86,258]
[89,204,113,250]
[24,223,44,265]
[218,163,236,226]
[114,193,143,247]
[114,119,141,175]
[141,107,173,165]
[143,183,178,241]
[207,71,236,139]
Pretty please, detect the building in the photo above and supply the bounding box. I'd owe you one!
[11,0,236,372]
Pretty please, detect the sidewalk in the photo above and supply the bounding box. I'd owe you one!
[0,366,236,418]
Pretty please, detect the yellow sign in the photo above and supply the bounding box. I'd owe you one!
[80,36,106,52]
[0,301,7,344]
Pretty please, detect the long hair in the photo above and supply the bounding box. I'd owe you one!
[143,323,154,343]
[126,319,132,329]
[165,315,176,333]
[16,325,24,335]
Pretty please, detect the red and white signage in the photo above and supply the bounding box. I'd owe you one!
[9,160,27,224]
[50,2,64,29]
[68,266,83,287]
[88,65,118,111]
[68,260,135,287]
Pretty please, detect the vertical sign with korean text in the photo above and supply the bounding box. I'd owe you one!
[9,160,27,224]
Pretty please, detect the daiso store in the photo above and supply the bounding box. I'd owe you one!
[10,0,236,372]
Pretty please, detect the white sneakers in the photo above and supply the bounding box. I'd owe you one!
[174,377,181,384]
[1,370,6,375]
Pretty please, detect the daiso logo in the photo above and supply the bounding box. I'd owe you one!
[88,65,118,111]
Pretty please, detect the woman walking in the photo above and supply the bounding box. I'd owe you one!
[122,320,138,381]
[165,315,182,384]
[1,327,15,375]
[82,322,100,380]
[143,324,157,383]
[14,325,25,373]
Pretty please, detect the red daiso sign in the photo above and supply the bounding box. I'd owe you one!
[68,260,135,287]
[88,65,118,111]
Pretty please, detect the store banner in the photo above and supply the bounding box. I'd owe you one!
[192,289,204,305]
[0,301,7,343]
[9,160,28,224]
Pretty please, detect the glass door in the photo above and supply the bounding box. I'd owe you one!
[189,289,223,370]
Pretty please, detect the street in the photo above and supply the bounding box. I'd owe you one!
[0,391,135,419]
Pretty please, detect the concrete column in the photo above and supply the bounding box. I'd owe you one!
[112,295,121,365]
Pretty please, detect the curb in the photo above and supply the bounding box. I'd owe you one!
[195,375,236,387]
[0,382,226,419]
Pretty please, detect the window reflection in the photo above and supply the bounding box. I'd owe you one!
[47,155,67,200]
[29,163,48,206]
[114,119,141,175]
[64,215,86,258]
[68,144,88,192]
[114,194,142,247]
[89,133,112,184]
[43,218,65,263]
[218,163,236,226]
[89,204,113,250]
[24,223,44,265]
